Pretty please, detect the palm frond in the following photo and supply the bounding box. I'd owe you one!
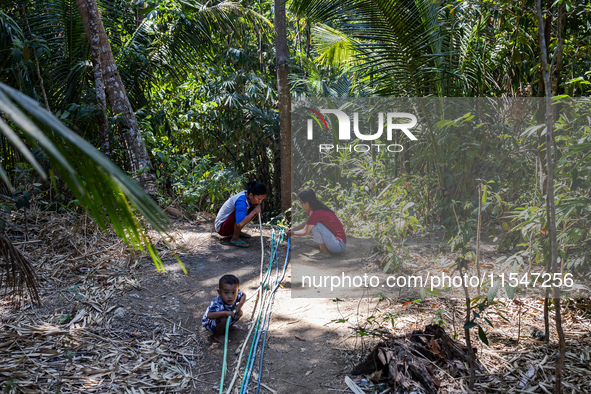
[313,24,362,67]
[0,82,171,268]
[0,11,25,74]
[290,0,491,97]
[0,233,40,303]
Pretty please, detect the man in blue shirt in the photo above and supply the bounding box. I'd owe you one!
[214,182,266,248]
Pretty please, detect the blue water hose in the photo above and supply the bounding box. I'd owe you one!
[223,227,289,394]
[219,219,271,393]
[255,237,290,394]
[239,232,283,393]
[242,235,290,394]
[238,233,279,393]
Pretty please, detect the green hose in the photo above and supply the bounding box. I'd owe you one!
[224,226,288,393]
[239,232,279,393]
[219,313,232,394]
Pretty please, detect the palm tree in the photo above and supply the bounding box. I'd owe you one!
[0,0,271,300]
[275,0,292,213]
[76,0,155,190]
[290,0,496,194]
[290,0,492,97]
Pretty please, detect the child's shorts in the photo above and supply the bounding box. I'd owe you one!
[202,313,238,333]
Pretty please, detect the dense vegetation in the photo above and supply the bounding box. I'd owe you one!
[1,0,590,288]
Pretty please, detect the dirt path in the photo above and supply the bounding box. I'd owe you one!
[0,214,390,393]
[102,221,591,393]
[114,222,382,393]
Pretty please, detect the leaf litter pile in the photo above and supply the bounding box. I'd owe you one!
[342,297,591,393]
[342,254,591,393]
[1,209,206,393]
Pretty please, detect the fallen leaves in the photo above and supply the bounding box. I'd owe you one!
[0,211,198,392]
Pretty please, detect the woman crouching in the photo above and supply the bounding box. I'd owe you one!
[287,189,346,259]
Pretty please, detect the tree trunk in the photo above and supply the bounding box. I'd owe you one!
[136,1,144,28]
[403,143,410,175]
[275,0,292,215]
[76,0,155,191]
[21,4,49,111]
[96,73,110,159]
[536,0,552,96]
[536,1,565,393]
[77,3,110,157]
[76,0,109,157]
[553,1,566,96]
[459,264,476,390]
[535,0,551,341]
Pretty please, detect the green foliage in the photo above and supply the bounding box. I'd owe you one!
[3,378,17,393]
[500,100,591,291]
[433,309,448,327]
[296,150,422,273]
[447,201,475,253]
[463,297,494,346]
[1,0,278,203]
[169,155,245,213]
[291,0,493,96]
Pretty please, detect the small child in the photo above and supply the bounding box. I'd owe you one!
[202,274,246,343]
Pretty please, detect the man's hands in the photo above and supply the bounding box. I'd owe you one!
[252,204,262,215]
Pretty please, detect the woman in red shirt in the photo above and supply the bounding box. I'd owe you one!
[287,189,346,259]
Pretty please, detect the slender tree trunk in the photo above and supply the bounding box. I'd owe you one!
[459,264,476,390]
[257,0,265,75]
[403,144,410,174]
[76,0,109,157]
[535,0,550,341]
[76,0,155,191]
[95,72,110,158]
[476,184,482,295]
[21,4,49,111]
[536,0,552,96]
[136,1,144,28]
[553,1,566,96]
[536,1,564,393]
[275,0,292,214]
[259,30,264,74]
